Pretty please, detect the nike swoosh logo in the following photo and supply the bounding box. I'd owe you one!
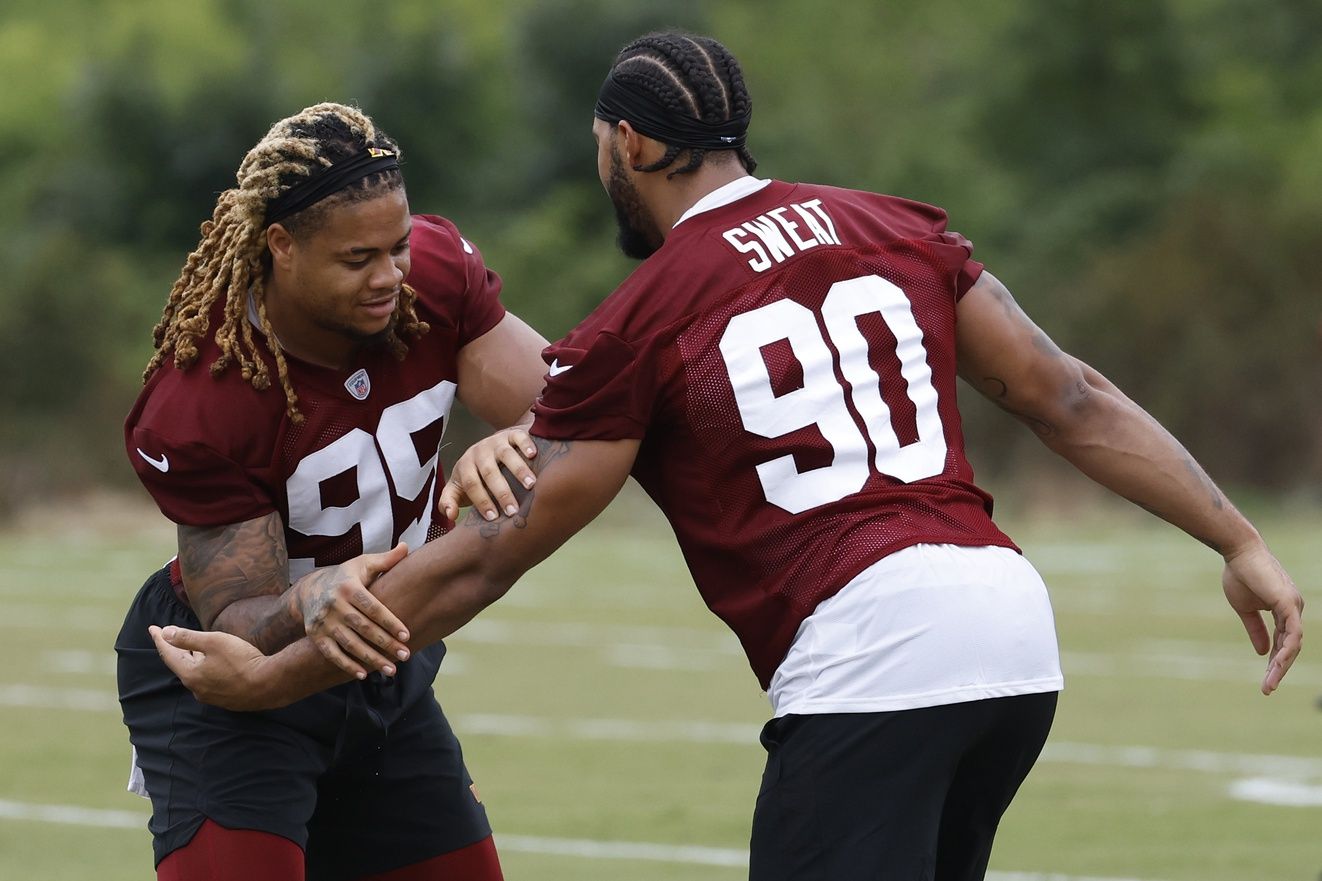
[548,359,574,377]
[136,449,170,473]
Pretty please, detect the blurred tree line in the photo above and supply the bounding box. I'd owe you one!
[1,0,1318,515]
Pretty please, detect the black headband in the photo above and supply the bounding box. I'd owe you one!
[265,147,400,226]
[594,70,751,151]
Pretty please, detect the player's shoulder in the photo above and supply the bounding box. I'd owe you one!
[129,352,283,453]
[801,182,952,237]
[567,257,694,350]
[405,213,492,324]
[407,214,475,291]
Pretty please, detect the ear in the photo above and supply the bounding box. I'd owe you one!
[266,223,296,270]
[617,120,662,171]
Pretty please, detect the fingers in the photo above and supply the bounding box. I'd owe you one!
[149,624,192,661]
[312,634,371,681]
[361,542,408,585]
[1222,549,1305,695]
[457,469,499,522]
[496,440,538,493]
[1262,604,1304,696]
[151,624,214,655]
[438,479,466,523]
[314,616,396,677]
[309,601,411,680]
[149,624,210,682]
[441,431,539,522]
[344,587,410,653]
[1237,610,1270,656]
[474,455,524,520]
[311,619,399,681]
[506,428,539,469]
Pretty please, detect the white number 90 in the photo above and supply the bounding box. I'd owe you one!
[718,275,947,514]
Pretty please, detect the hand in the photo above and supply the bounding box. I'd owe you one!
[150,625,279,711]
[439,427,538,522]
[1221,542,1304,695]
[294,543,411,680]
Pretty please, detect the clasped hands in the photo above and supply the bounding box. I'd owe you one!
[150,426,535,707]
[296,423,537,677]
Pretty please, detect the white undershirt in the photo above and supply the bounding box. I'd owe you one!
[769,544,1063,717]
[674,176,771,227]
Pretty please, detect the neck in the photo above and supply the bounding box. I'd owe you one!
[644,160,750,240]
[261,275,355,371]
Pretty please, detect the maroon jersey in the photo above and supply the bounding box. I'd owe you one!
[126,214,505,584]
[533,180,1017,688]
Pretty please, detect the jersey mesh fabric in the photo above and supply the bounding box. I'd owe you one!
[125,214,504,581]
[535,182,1016,687]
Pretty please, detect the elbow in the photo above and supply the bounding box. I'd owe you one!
[1011,359,1111,444]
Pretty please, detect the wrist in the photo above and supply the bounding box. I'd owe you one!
[249,655,289,710]
[1220,524,1264,562]
[285,584,306,628]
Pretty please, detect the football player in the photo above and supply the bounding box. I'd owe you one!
[152,37,1303,881]
[118,103,547,880]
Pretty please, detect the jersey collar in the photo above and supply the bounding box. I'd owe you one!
[673,176,772,228]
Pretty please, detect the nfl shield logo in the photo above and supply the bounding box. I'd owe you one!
[344,368,371,401]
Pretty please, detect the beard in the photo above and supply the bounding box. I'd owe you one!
[314,311,397,350]
[608,150,662,260]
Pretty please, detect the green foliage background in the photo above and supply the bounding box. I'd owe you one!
[2,0,1319,512]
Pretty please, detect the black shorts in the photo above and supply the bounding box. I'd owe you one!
[750,692,1058,881]
[115,566,492,879]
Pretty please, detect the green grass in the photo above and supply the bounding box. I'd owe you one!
[0,489,1317,880]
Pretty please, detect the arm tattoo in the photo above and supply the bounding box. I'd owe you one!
[178,513,302,651]
[463,437,574,539]
[981,375,1058,439]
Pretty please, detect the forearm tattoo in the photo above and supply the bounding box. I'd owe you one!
[178,513,302,651]
[981,374,1058,439]
[463,437,574,539]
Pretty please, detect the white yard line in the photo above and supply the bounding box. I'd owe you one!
[0,799,143,828]
[455,713,758,744]
[0,798,1171,880]
[1040,741,1322,779]
[1,604,123,631]
[496,833,747,867]
[5,684,1321,783]
[0,684,119,712]
[1227,777,1322,807]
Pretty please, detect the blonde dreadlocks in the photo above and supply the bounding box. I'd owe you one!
[144,103,429,423]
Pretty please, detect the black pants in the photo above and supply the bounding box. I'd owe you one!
[750,692,1058,881]
[115,566,492,879]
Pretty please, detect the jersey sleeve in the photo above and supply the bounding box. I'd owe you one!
[532,330,654,441]
[915,204,983,299]
[407,214,506,347]
[126,424,276,527]
[930,225,983,299]
[877,196,983,299]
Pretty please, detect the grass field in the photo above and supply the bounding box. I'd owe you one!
[0,487,1317,880]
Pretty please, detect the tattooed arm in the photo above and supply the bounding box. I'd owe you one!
[153,436,639,709]
[177,514,301,654]
[178,512,409,673]
[955,270,1302,694]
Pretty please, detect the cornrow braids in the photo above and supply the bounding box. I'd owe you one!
[144,102,429,423]
[609,32,758,178]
